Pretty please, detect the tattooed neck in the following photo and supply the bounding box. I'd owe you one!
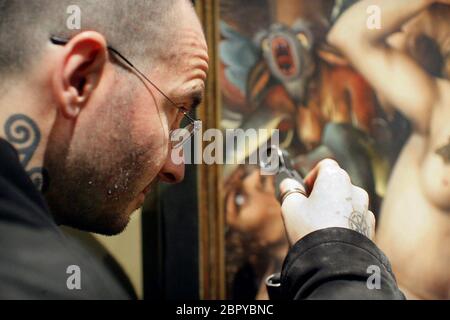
[436,138,450,165]
[3,113,46,191]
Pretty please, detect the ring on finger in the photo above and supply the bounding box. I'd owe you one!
[280,187,307,203]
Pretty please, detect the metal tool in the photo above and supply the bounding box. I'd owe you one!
[259,145,305,200]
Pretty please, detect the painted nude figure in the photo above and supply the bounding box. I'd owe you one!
[329,0,450,299]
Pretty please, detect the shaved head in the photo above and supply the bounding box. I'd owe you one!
[0,0,206,235]
[0,0,187,77]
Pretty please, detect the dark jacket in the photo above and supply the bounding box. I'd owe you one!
[268,228,405,300]
[0,139,135,299]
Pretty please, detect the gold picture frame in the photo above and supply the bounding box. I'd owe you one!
[195,0,225,300]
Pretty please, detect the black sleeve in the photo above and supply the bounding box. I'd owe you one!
[279,227,405,300]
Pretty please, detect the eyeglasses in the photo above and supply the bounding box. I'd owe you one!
[50,36,201,149]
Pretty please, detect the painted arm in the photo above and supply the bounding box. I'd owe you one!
[328,0,447,134]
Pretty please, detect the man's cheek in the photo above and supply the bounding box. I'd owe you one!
[151,122,170,152]
[146,142,169,182]
[132,118,168,154]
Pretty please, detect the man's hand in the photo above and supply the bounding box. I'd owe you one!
[280,159,375,244]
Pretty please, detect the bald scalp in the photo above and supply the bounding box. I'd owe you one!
[0,0,188,76]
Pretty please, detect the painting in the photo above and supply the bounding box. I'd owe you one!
[195,0,450,300]
[218,0,412,300]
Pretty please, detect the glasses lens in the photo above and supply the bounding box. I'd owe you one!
[170,122,195,149]
[179,110,196,129]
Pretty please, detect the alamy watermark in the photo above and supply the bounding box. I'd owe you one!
[170,125,281,175]
[366,5,382,30]
[366,265,381,290]
[66,265,81,290]
[66,5,81,30]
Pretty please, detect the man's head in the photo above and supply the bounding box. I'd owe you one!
[0,0,209,235]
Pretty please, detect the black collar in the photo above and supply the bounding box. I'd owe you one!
[0,138,54,225]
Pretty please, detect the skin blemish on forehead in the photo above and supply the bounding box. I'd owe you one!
[165,25,208,111]
[171,28,208,69]
[180,28,208,49]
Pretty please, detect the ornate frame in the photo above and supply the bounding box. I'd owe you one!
[195,0,225,300]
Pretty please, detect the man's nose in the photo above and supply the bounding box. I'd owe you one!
[158,151,185,184]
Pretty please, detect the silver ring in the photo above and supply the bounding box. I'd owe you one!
[280,187,307,203]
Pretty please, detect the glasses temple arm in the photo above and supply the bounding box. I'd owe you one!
[50,36,179,109]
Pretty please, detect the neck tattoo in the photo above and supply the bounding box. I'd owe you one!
[4,114,45,190]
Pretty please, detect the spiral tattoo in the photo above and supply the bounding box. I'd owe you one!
[4,114,44,190]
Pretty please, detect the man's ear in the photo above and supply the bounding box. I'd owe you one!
[52,31,108,119]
